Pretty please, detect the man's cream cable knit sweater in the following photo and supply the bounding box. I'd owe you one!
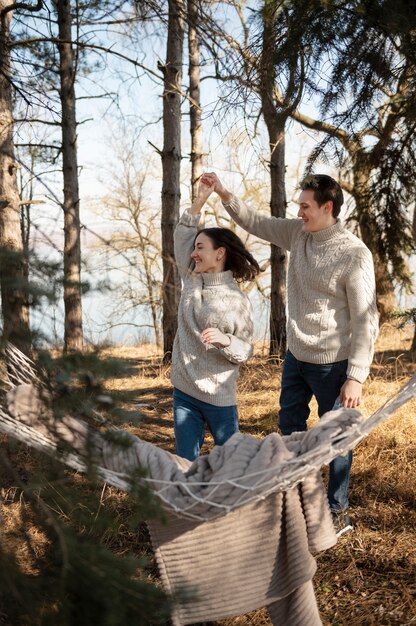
[223,195,379,383]
[171,211,254,406]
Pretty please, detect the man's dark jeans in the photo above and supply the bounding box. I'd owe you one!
[279,350,352,512]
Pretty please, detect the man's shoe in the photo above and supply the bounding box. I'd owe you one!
[331,510,353,537]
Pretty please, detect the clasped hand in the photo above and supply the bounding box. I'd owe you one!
[200,328,231,348]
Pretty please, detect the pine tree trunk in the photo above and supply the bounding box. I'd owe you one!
[260,1,287,358]
[56,0,83,352]
[267,130,287,358]
[161,0,184,361]
[188,0,203,202]
[0,3,31,355]
[412,207,416,350]
[353,163,395,321]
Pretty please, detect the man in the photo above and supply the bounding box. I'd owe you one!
[201,171,379,536]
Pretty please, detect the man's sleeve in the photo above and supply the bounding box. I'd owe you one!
[222,195,299,251]
[346,248,379,383]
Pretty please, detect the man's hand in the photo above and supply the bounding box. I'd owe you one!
[339,379,362,408]
[201,172,233,203]
[200,328,231,348]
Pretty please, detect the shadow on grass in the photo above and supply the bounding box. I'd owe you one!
[239,411,278,436]
[109,385,172,425]
[350,466,416,513]
[105,354,170,382]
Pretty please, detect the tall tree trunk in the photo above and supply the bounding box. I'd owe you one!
[260,0,287,358]
[0,3,31,355]
[56,0,83,352]
[187,0,203,202]
[267,129,287,358]
[352,158,396,321]
[412,207,416,350]
[161,0,184,360]
[19,149,34,325]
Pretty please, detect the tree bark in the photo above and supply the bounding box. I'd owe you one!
[412,207,416,350]
[0,2,31,355]
[161,0,184,361]
[351,153,396,321]
[56,0,83,352]
[187,0,203,202]
[267,129,287,358]
[260,1,287,358]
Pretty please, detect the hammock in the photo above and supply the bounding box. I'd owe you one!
[0,343,415,522]
[1,344,416,626]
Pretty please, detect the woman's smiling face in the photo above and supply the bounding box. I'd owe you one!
[191,232,225,273]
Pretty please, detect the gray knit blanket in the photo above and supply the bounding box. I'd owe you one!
[148,433,337,626]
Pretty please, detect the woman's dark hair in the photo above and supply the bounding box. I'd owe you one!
[195,227,261,282]
[300,174,344,218]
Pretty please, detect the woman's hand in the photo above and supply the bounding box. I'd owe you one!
[188,178,215,216]
[197,178,215,200]
[201,172,233,203]
[200,328,231,347]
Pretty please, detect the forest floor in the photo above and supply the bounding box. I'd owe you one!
[100,323,416,626]
[1,323,416,625]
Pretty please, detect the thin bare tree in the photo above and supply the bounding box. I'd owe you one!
[200,1,300,356]
[257,0,290,357]
[96,141,163,347]
[56,0,83,352]
[187,0,203,201]
[160,0,185,360]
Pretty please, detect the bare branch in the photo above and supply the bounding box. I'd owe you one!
[1,0,42,19]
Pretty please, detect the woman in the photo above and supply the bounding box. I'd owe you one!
[172,179,260,461]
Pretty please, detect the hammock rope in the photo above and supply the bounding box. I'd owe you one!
[1,343,415,521]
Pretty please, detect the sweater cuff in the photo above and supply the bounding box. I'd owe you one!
[179,211,200,227]
[219,334,253,364]
[347,365,368,384]
[221,195,239,212]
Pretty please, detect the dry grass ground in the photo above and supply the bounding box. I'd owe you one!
[1,324,416,625]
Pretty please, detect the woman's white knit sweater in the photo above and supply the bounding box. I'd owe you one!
[223,195,379,383]
[171,211,254,407]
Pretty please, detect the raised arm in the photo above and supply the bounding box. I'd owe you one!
[201,172,298,250]
[174,180,214,278]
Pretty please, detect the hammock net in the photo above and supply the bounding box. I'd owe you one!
[1,343,415,522]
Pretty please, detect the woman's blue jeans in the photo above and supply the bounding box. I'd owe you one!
[279,351,352,513]
[173,388,239,462]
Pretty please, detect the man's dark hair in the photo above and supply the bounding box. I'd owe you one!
[300,174,344,218]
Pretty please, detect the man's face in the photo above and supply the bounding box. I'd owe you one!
[297,189,334,232]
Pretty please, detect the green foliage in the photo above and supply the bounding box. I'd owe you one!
[286,0,416,287]
[390,307,416,328]
[42,533,170,626]
[0,348,173,625]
